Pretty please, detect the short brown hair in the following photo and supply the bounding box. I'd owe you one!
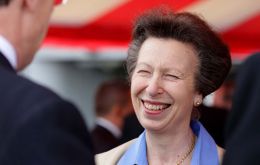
[127,8,231,97]
[95,79,130,116]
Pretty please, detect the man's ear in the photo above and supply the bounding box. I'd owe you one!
[112,104,124,117]
[23,0,39,11]
[7,0,23,9]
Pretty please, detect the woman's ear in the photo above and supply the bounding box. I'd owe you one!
[194,94,203,107]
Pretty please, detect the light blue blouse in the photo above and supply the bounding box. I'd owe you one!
[118,121,219,165]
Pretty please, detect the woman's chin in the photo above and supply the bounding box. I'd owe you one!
[141,121,165,133]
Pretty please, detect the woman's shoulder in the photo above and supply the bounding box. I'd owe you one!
[95,139,136,165]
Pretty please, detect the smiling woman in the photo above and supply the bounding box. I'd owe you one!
[96,8,231,165]
[131,38,199,133]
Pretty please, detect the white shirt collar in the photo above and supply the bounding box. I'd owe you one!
[0,35,17,69]
[96,117,122,139]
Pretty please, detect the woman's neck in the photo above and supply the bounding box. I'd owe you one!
[146,125,195,165]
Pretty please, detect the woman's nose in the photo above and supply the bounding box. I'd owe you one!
[146,76,163,97]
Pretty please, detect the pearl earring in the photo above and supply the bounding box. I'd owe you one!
[196,101,201,106]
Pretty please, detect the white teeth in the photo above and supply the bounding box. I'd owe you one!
[144,102,168,111]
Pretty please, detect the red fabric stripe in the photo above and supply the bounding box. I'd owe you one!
[46,0,199,50]
[45,0,259,60]
[221,14,260,59]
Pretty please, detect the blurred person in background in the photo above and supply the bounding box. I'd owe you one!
[0,0,94,164]
[199,70,236,148]
[213,78,235,110]
[121,111,144,143]
[199,104,229,148]
[91,79,133,154]
[96,8,231,165]
[223,52,260,165]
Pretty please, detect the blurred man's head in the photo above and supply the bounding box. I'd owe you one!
[95,79,132,128]
[95,79,131,116]
[0,0,64,70]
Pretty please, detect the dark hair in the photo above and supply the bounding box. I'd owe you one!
[127,8,231,97]
[0,0,11,5]
[95,79,130,116]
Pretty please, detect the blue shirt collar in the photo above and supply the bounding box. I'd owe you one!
[118,121,219,165]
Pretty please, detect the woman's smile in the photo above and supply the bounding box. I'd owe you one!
[141,99,171,115]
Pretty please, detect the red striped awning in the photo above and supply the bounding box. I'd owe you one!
[44,0,260,61]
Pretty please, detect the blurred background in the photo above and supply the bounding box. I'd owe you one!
[21,0,260,129]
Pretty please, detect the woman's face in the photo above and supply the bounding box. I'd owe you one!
[131,37,202,133]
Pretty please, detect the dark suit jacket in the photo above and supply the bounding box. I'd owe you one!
[0,52,95,165]
[91,125,120,154]
[121,113,144,143]
[199,105,229,148]
[223,53,260,165]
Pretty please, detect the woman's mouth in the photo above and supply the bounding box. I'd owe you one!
[142,100,171,111]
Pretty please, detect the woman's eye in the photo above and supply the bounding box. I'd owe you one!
[165,74,179,80]
[137,70,150,76]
